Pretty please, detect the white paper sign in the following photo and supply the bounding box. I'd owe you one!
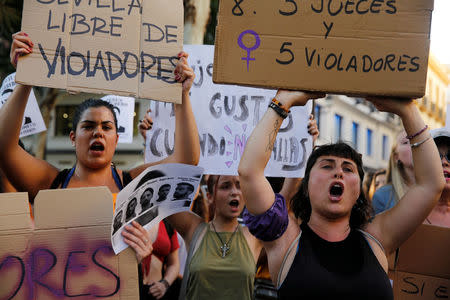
[112,163,203,254]
[101,95,135,144]
[144,45,313,178]
[0,73,46,137]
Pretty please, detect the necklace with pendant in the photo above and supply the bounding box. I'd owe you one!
[211,221,239,258]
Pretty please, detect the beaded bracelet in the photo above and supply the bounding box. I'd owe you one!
[268,102,288,119]
[406,125,428,140]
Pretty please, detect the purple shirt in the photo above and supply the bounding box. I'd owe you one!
[243,193,289,241]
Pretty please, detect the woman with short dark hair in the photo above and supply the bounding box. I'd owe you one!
[238,90,444,299]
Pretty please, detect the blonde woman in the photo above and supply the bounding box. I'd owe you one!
[372,131,415,214]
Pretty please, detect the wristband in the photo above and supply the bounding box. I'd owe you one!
[268,102,288,119]
[159,278,170,289]
[271,98,290,114]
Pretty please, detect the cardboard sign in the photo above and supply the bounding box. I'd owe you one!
[112,163,203,254]
[16,0,183,103]
[145,44,313,177]
[0,188,138,300]
[392,224,450,299]
[0,73,46,137]
[213,0,434,98]
[102,95,135,144]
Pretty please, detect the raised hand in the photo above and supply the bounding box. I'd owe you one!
[10,32,33,68]
[275,89,326,109]
[307,114,319,143]
[139,109,154,140]
[174,51,195,94]
[365,96,413,117]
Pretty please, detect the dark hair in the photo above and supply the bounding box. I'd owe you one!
[177,182,194,192]
[207,175,220,194]
[434,136,450,148]
[134,170,166,191]
[206,175,220,221]
[128,197,137,207]
[72,99,118,132]
[141,187,154,197]
[290,142,372,229]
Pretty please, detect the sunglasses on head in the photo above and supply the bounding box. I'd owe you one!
[439,151,450,162]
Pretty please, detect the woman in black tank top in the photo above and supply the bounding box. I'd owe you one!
[239,90,444,299]
[0,32,201,264]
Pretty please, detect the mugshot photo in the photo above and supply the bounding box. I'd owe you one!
[112,209,123,235]
[172,182,195,201]
[156,184,171,202]
[139,187,154,213]
[125,197,137,222]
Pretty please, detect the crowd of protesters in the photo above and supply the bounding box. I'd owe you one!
[0,31,449,300]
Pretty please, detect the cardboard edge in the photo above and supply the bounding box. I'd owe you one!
[34,187,113,229]
[117,248,140,299]
[0,192,33,231]
[210,78,423,99]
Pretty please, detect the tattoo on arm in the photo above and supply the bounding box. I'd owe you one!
[266,120,279,152]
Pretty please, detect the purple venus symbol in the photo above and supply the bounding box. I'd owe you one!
[237,30,261,72]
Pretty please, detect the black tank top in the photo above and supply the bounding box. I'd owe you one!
[49,165,132,190]
[278,222,393,300]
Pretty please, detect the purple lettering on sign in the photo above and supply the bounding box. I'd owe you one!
[224,124,248,168]
[237,30,261,72]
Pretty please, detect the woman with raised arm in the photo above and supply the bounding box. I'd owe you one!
[238,90,444,299]
[0,32,200,264]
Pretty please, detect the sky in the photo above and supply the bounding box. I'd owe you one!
[430,0,450,65]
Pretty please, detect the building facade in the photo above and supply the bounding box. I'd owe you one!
[418,53,450,129]
[314,95,402,172]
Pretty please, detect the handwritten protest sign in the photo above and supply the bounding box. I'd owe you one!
[102,95,135,143]
[391,224,450,300]
[0,73,46,137]
[16,0,183,103]
[213,0,434,98]
[0,188,138,300]
[145,45,313,178]
[112,163,203,254]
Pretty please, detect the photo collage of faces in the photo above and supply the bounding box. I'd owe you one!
[111,164,203,254]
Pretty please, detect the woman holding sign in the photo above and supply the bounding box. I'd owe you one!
[0,32,200,264]
[238,90,444,299]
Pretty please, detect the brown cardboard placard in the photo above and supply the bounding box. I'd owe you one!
[392,224,450,299]
[0,187,138,300]
[213,0,434,98]
[16,0,183,103]
[394,272,449,300]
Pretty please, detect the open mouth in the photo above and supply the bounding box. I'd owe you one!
[90,142,105,151]
[444,171,450,180]
[329,182,344,197]
[229,200,239,208]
